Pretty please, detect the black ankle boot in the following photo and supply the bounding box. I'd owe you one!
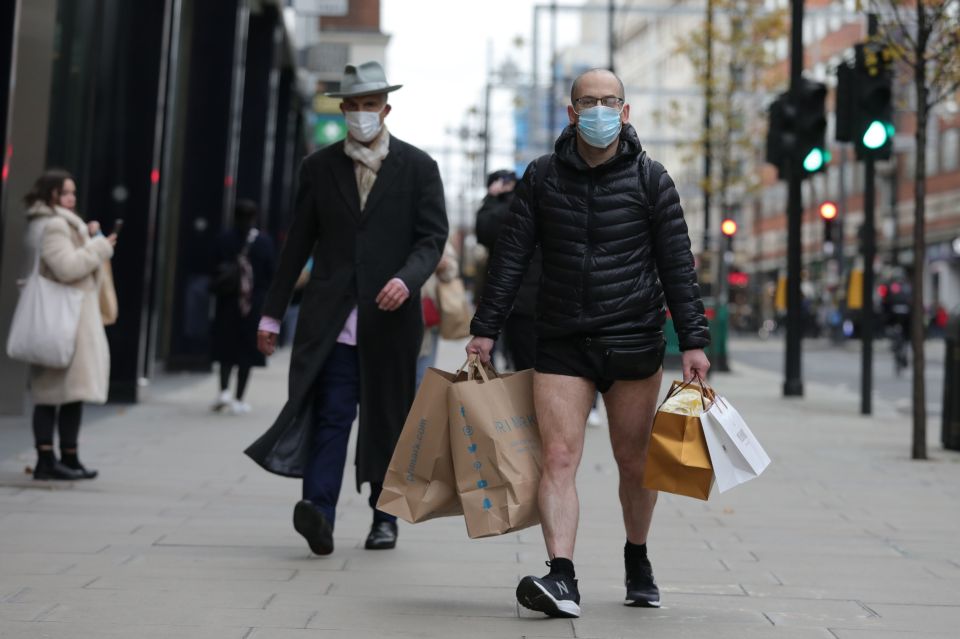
[60,453,98,480]
[33,451,83,481]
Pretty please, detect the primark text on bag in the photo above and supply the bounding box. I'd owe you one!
[447,357,541,538]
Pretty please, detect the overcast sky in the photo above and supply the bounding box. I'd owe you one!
[379,1,585,224]
[381,0,537,150]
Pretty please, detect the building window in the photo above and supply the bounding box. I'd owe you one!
[942,128,959,172]
[926,122,940,175]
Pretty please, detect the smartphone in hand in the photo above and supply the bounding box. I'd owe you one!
[112,219,124,235]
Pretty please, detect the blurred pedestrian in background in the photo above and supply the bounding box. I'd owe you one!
[467,68,710,617]
[416,240,458,387]
[246,61,448,556]
[210,199,276,415]
[471,171,513,326]
[21,170,116,480]
[475,169,543,371]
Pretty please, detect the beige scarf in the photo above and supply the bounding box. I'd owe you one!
[343,127,390,210]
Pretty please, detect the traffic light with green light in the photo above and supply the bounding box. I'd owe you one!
[795,78,830,175]
[766,79,829,180]
[836,42,894,160]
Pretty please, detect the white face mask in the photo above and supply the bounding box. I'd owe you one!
[345,108,384,142]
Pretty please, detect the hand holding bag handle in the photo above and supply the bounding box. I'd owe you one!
[462,354,498,383]
[660,375,716,414]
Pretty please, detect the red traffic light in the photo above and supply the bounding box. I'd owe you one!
[720,218,738,237]
[819,201,839,221]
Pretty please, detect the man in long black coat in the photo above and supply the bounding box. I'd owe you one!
[245,61,448,555]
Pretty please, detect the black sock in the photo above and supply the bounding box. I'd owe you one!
[36,448,56,466]
[625,541,648,564]
[549,557,575,579]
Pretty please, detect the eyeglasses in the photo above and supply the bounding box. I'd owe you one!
[573,95,625,111]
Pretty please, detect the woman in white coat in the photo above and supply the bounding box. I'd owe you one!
[21,170,116,480]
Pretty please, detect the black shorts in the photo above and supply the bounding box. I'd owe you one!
[535,334,666,393]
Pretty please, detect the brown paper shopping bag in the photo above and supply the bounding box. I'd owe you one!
[447,359,541,538]
[377,367,464,523]
[437,276,472,339]
[642,379,715,500]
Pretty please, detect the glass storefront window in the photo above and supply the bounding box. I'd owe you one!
[46,0,104,213]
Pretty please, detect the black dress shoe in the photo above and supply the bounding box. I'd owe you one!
[293,500,334,555]
[364,520,398,550]
[61,458,98,479]
[33,459,84,481]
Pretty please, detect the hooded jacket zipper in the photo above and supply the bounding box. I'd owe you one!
[581,171,595,316]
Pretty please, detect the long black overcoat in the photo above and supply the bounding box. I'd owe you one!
[244,134,448,489]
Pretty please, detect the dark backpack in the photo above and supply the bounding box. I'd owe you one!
[210,231,257,300]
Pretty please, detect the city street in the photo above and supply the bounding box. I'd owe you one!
[3,2,960,637]
[1,338,958,638]
[729,336,947,417]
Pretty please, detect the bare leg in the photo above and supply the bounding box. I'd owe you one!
[534,372,596,559]
[602,369,663,544]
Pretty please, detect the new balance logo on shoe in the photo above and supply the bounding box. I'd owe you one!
[516,573,581,618]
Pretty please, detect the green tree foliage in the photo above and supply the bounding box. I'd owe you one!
[661,0,788,209]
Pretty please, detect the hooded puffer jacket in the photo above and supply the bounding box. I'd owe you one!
[471,124,710,351]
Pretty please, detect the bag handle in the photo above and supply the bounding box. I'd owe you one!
[459,354,497,383]
[694,374,725,412]
[24,218,53,283]
[657,374,715,413]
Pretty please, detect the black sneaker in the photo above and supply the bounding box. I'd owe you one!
[516,565,581,618]
[625,557,661,608]
[292,500,334,556]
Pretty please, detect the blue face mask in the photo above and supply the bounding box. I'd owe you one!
[576,105,623,148]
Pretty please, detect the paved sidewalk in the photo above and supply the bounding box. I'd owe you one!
[1,338,958,638]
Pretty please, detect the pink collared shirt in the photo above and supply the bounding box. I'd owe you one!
[258,278,409,346]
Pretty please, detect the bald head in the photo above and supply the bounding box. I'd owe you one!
[570,68,624,105]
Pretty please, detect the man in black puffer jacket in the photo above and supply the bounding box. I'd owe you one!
[467,68,710,619]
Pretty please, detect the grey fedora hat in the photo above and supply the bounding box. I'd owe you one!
[324,61,402,98]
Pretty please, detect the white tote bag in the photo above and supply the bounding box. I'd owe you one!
[701,394,771,494]
[6,246,84,369]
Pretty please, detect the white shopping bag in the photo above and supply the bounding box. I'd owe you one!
[700,395,771,493]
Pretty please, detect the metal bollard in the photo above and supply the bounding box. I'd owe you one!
[942,313,960,451]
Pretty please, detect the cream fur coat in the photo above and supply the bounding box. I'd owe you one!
[24,202,114,405]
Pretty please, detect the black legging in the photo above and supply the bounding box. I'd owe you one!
[33,402,83,450]
[219,364,251,400]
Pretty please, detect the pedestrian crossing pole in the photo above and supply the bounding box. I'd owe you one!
[783,0,805,397]
[860,13,879,416]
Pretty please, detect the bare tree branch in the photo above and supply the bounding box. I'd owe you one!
[926,0,954,31]
[874,0,920,57]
